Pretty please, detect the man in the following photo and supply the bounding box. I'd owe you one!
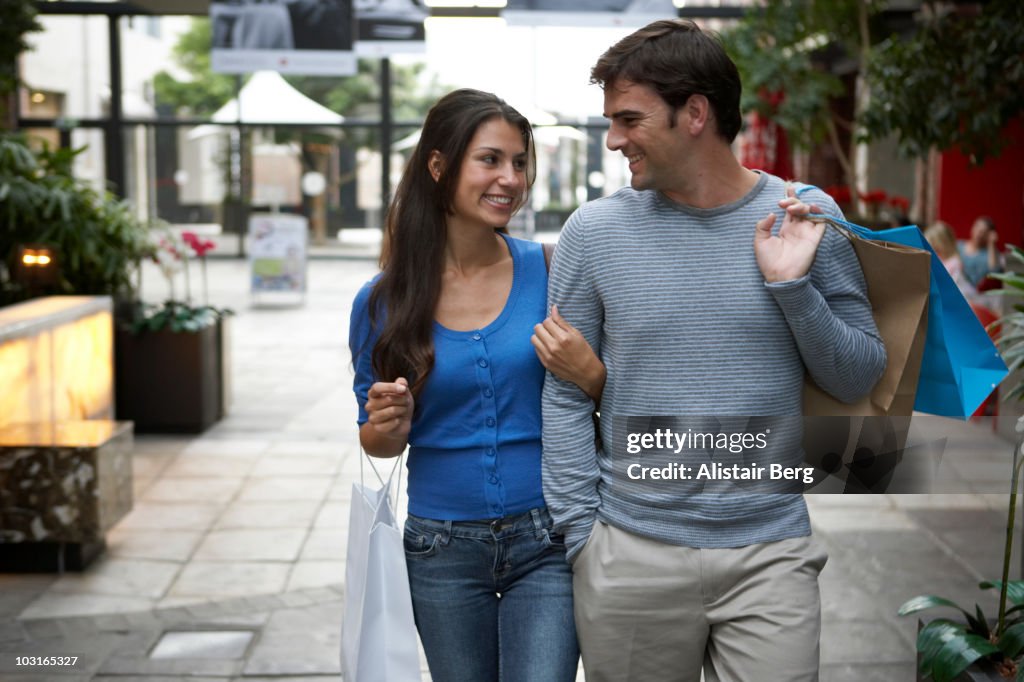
[540,19,886,681]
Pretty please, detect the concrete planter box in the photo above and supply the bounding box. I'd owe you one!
[115,317,229,434]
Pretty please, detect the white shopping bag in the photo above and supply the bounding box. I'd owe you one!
[341,456,422,682]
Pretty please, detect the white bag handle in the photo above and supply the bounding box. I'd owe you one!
[359,445,404,512]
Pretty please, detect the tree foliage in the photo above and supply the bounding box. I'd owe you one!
[0,0,42,99]
[721,0,886,152]
[862,0,1024,164]
[724,0,1024,168]
[152,20,235,116]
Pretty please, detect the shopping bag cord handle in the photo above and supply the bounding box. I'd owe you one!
[359,445,403,509]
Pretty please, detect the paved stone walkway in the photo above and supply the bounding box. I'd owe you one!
[1,241,1020,681]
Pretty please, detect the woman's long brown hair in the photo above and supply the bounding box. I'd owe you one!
[367,89,536,399]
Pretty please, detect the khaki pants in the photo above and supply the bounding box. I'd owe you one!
[573,521,827,682]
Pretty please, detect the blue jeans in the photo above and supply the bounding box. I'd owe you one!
[403,507,579,682]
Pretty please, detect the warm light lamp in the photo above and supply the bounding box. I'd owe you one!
[14,244,60,293]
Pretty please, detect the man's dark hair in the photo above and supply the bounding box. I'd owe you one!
[591,19,742,143]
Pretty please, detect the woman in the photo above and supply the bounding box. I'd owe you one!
[959,215,1003,290]
[349,89,603,682]
[924,220,976,300]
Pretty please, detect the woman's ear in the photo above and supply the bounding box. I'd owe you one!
[428,151,444,182]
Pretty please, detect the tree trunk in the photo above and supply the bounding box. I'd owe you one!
[913,148,940,227]
[852,0,873,216]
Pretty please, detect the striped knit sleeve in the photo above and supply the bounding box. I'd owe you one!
[765,190,886,403]
[542,207,603,561]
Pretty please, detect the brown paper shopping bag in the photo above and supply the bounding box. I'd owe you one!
[803,225,931,417]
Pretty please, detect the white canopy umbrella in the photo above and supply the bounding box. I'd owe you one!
[188,71,343,140]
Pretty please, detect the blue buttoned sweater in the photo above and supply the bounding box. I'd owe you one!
[350,234,549,520]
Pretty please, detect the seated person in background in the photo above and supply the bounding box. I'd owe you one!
[925,221,976,300]
[959,215,1003,290]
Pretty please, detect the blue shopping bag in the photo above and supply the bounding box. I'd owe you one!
[812,215,1007,417]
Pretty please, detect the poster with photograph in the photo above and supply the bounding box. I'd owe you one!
[355,0,428,56]
[502,0,678,27]
[211,0,357,75]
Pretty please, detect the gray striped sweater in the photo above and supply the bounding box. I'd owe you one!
[541,171,886,560]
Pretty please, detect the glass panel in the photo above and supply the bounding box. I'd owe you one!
[122,125,156,222]
[70,129,107,194]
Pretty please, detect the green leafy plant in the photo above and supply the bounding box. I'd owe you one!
[898,249,1024,680]
[0,134,150,304]
[130,300,226,334]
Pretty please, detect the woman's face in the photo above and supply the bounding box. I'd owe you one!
[971,218,991,244]
[446,118,528,231]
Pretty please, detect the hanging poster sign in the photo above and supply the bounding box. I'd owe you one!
[211,0,357,75]
[355,0,428,56]
[502,0,677,27]
[248,213,308,302]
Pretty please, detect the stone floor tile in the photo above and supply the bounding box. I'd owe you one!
[159,454,259,479]
[192,612,271,629]
[0,671,92,675]
[181,439,270,458]
[234,677,343,682]
[166,562,290,599]
[264,440,350,457]
[94,677,225,682]
[805,494,895,509]
[133,435,193,455]
[112,502,225,531]
[236,477,332,502]
[820,662,917,681]
[215,501,320,530]
[0,576,58,618]
[0,631,128,675]
[820,618,914,665]
[0,620,26,643]
[192,529,307,562]
[313,501,349,529]
[243,604,341,676]
[98,655,243,677]
[887,493,992,509]
[153,596,212,611]
[18,619,64,640]
[285,562,344,592]
[46,558,181,600]
[249,454,341,477]
[106,528,204,562]
[141,477,245,504]
[810,506,917,532]
[18,592,156,619]
[299,529,345,561]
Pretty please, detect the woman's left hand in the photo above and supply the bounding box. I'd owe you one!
[532,305,606,402]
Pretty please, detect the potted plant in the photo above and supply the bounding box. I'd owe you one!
[0,135,150,305]
[115,227,232,433]
[898,246,1024,681]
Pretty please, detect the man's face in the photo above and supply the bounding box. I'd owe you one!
[603,79,689,196]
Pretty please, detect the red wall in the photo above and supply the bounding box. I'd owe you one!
[937,117,1024,246]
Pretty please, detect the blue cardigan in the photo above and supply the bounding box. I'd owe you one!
[350,234,549,520]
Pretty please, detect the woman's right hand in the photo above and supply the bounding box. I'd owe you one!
[532,306,606,403]
[361,378,414,456]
